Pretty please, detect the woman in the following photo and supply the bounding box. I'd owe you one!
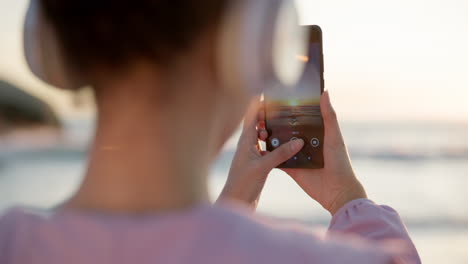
[0,0,420,263]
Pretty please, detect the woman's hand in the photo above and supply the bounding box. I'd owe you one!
[281,91,367,215]
[218,91,367,215]
[217,99,304,209]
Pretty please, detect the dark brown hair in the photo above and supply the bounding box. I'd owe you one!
[40,0,228,74]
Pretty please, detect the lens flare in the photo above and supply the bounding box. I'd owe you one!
[296,55,309,62]
[288,99,299,106]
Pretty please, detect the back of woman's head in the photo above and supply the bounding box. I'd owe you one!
[40,0,229,76]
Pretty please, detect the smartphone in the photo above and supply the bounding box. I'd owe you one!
[264,25,324,169]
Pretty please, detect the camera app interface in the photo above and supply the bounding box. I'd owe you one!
[265,42,324,168]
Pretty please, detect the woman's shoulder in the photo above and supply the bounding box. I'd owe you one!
[209,203,395,264]
[1,206,54,225]
[0,207,20,232]
[1,207,34,228]
[0,206,51,238]
[0,204,395,264]
[0,207,49,262]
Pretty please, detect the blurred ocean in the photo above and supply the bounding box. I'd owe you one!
[0,119,467,264]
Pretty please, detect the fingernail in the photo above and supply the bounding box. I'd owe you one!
[290,139,304,152]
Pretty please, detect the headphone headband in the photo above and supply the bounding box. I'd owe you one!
[23,0,307,94]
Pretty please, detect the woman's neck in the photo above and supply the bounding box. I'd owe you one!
[64,70,215,214]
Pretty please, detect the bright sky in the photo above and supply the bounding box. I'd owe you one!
[1,0,467,120]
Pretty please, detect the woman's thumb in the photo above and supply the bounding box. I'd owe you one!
[260,139,304,170]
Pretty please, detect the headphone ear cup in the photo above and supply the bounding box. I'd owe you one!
[24,0,47,84]
[23,0,86,90]
[217,0,307,96]
[217,0,273,97]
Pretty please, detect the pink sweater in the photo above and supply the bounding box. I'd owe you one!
[0,199,420,264]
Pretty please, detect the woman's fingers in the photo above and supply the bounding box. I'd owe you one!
[242,97,262,134]
[255,103,267,141]
[257,120,266,130]
[256,104,267,141]
[259,139,304,170]
[258,129,268,141]
[257,105,265,123]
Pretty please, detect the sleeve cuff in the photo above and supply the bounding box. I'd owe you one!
[329,198,376,228]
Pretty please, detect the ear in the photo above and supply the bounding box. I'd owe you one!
[23,0,87,90]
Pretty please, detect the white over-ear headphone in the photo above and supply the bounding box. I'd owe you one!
[24,0,86,90]
[23,0,308,94]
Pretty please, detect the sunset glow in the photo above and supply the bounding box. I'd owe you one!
[0,0,467,120]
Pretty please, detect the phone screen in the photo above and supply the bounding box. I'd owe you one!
[264,25,324,169]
